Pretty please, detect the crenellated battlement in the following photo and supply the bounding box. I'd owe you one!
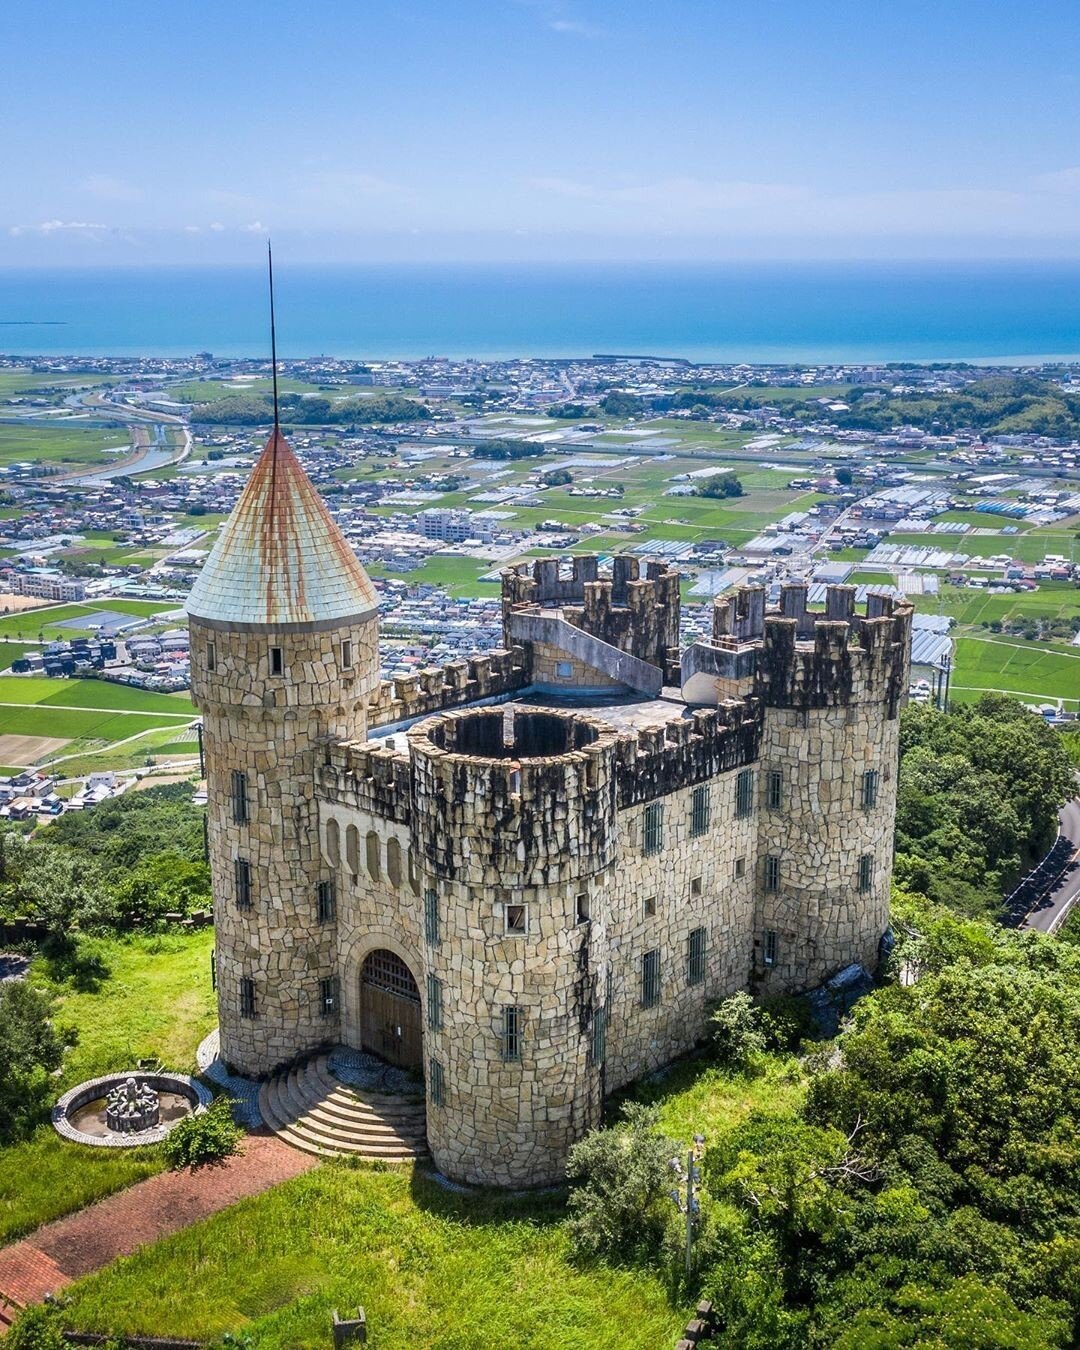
[612,697,763,805]
[365,647,529,731]
[683,584,913,715]
[318,738,412,824]
[502,553,680,681]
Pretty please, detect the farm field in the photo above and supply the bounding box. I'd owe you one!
[0,423,131,470]
[949,635,1080,707]
[885,527,1080,564]
[0,598,181,643]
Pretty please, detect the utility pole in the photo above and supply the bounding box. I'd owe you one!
[669,1133,706,1278]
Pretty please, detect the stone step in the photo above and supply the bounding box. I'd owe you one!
[258,1056,429,1163]
[275,1068,425,1132]
[311,1058,425,1107]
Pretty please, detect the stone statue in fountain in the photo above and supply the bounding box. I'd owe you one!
[105,1076,160,1134]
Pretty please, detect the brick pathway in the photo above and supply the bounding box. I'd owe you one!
[0,1132,315,1331]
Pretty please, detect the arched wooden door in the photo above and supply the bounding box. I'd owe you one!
[360,949,423,1070]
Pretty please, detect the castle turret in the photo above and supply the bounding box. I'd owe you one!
[187,428,380,1075]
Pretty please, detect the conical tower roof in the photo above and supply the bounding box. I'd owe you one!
[185,428,378,628]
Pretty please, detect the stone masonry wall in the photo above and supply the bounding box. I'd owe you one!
[190,614,378,1076]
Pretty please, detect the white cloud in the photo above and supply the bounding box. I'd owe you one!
[183,224,202,233]
[36,219,108,232]
[243,221,266,233]
[209,221,225,232]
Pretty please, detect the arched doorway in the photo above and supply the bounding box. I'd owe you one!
[360,949,422,1070]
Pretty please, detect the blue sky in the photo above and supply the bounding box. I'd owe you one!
[4,0,1080,263]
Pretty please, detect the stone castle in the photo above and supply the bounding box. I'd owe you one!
[187,428,913,1187]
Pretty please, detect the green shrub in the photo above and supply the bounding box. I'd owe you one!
[566,1103,676,1264]
[163,1096,241,1169]
[6,1304,66,1350]
[709,992,767,1069]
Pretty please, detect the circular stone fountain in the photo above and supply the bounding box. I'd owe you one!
[52,1072,213,1148]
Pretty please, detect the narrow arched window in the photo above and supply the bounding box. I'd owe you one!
[325,817,340,867]
[346,824,360,876]
[366,830,381,882]
[386,836,402,888]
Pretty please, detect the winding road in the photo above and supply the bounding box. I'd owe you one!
[1015,796,1080,933]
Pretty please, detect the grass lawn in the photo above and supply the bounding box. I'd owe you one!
[42,727,199,778]
[0,930,216,1244]
[59,1165,684,1349]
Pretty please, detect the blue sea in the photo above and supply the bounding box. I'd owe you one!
[1,261,1080,364]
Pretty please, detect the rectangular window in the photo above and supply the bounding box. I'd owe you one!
[690,875,702,898]
[206,640,216,672]
[735,769,754,819]
[316,879,336,923]
[504,902,527,935]
[589,1005,606,1067]
[239,976,257,1018]
[690,784,710,837]
[643,894,657,918]
[859,853,874,893]
[502,1006,523,1061]
[763,930,778,967]
[862,769,879,810]
[734,856,746,880]
[687,927,707,986]
[424,889,440,945]
[319,976,338,1017]
[766,769,783,810]
[640,949,661,1009]
[643,801,664,856]
[764,854,781,893]
[340,638,353,670]
[576,892,590,924]
[269,645,283,676]
[230,770,248,825]
[234,857,252,910]
[429,1057,444,1107]
[556,660,573,679]
[427,973,443,1032]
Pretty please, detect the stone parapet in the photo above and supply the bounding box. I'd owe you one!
[502,553,680,680]
[365,649,528,731]
[408,706,620,889]
[613,699,763,807]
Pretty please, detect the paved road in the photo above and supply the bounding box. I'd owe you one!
[1016,796,1080,933]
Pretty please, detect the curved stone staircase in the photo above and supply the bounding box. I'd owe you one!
[257,1052,428,1162]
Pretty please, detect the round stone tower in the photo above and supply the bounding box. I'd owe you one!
[407,705,620,1187]
[187,428,380,1075]
[752,583,912,992]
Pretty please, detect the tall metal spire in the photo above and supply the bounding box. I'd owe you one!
[268,239,280,430]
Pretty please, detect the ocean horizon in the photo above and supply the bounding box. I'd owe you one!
[1,260,1080,365]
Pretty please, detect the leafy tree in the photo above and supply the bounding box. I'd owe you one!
[693,472,744,499]
[600,392,645,418]
[470,439,545,460]
[566,1103,676,1263]
[709,991,767,1068]
[0,981,64,1143]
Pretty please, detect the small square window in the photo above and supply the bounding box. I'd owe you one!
[269,646,284,676]
[556,661,573,679]
[504,903,527,935]
[643,894,657,918]
[690,875,703,898]
[576,892,590,923]
[206,640,216,672]
[734,857,746,880]
[340,638,353,670]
